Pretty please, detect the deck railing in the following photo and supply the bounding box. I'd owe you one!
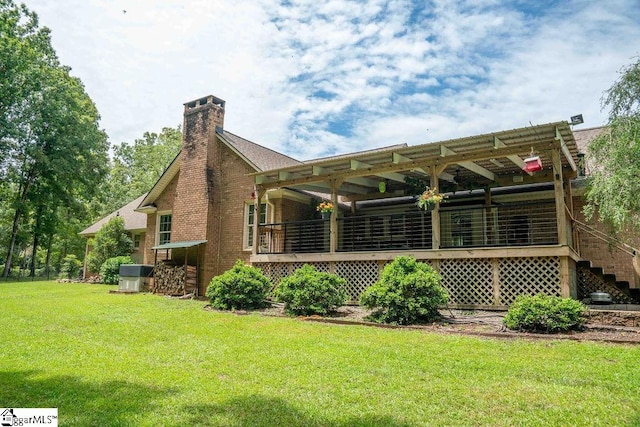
[258,201,558,254]
[338,211,433,251]
[259,219,329,254]
[439,201,558,248]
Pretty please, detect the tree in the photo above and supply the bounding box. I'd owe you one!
[85,217,133,274]
[0,1,109,276]
[95,127,182,216]
[585,58,640,234]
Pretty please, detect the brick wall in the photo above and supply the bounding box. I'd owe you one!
[210,142,256,281]
[573,197,640,287]
[143,173,179,264]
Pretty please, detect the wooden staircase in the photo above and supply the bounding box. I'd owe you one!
[576,260,640,304]
[573,219,640,304]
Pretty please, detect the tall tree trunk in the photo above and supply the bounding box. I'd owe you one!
[30,215,41,277]
[3,207,21,277]
[3,172,34,277]
[45,234,53,280]
[29,205,45,277]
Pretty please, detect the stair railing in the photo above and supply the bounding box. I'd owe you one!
[572,218,640,288]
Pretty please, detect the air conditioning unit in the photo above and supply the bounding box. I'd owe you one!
[118,264,154,292]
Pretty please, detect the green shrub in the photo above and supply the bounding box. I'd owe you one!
[503,294,586,333]
[274,264,347,316]
[99,256,133,285]
[360,256,447,325]
[59,255,83,279]
[87,216,133,273]
[206,260,272,310]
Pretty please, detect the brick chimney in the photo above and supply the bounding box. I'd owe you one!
[172,95,225,242]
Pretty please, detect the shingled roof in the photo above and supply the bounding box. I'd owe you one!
[573,126,606,153]
[137,128,303,210]
[80,193,148,236]
[217,129,302,171]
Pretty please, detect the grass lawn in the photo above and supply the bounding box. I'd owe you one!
[1,281,639,426]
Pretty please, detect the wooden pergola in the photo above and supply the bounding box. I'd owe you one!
[250,121,578,255]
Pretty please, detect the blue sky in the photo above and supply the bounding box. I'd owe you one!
[24,0,640,161]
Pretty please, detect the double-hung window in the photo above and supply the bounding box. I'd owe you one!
[246,203,267,248]
[158,213,172,245]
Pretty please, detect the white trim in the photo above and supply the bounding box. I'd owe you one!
[243,202,268,251]
[156,211,173,246]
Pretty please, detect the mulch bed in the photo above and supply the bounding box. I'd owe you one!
[207,303,640,345]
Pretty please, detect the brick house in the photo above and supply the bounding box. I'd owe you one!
[80,193,148,271]
[83,94,639,307]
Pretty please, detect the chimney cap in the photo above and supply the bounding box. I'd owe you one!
[184,95,225,111]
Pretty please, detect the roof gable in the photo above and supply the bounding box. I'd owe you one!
[80,193,148,236]
[138,129,302,209]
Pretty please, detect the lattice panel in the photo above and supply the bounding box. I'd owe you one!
[254,262,290,287]
[577,266,635,304]
[499,257,560,305]
[335,261,380,302]
[290,262,330,273]
[439,259,494,305]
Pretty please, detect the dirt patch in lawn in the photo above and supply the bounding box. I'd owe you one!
[211,303,640,345]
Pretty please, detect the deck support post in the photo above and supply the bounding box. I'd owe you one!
[559,256,572,298]
[252,186,266,256]
[330,179,342,253]
[551,149,568,246]
[430,165,441,249]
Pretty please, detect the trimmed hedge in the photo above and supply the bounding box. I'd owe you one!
[360,256,447,325]
[274,264,347,316]
[503,294,586,333]
[206,260,271,310]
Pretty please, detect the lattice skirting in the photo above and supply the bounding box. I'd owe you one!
[254,256,564,307]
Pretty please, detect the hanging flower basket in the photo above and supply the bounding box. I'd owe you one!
[416,187,445,211]
[317,201,334,219]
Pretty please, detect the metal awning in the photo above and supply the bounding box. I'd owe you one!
[152,240,207,250]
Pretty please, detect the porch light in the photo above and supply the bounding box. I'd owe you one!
[378,180,386,193]
[523,148,542,173]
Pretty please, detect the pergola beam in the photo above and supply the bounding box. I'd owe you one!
[393,152,455,182]
[350,159,407,183]
[555,127,577,171]
[494,136,532,176]
[440,145,496,181]
[314,164,379,188]
[295,182,370,195]
[255,139,558,189]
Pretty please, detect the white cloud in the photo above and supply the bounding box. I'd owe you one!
[23,0,640,161]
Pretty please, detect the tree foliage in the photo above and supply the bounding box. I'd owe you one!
[86,217,133,274]
[95,127,182,216]
[585,58,640,233]
[0,0,109,276]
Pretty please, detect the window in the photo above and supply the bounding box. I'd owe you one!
[246,203,267,248]
[133,234,141,249]
[158,213,172,245]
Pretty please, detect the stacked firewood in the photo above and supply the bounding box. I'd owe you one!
[153,261,185,295]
